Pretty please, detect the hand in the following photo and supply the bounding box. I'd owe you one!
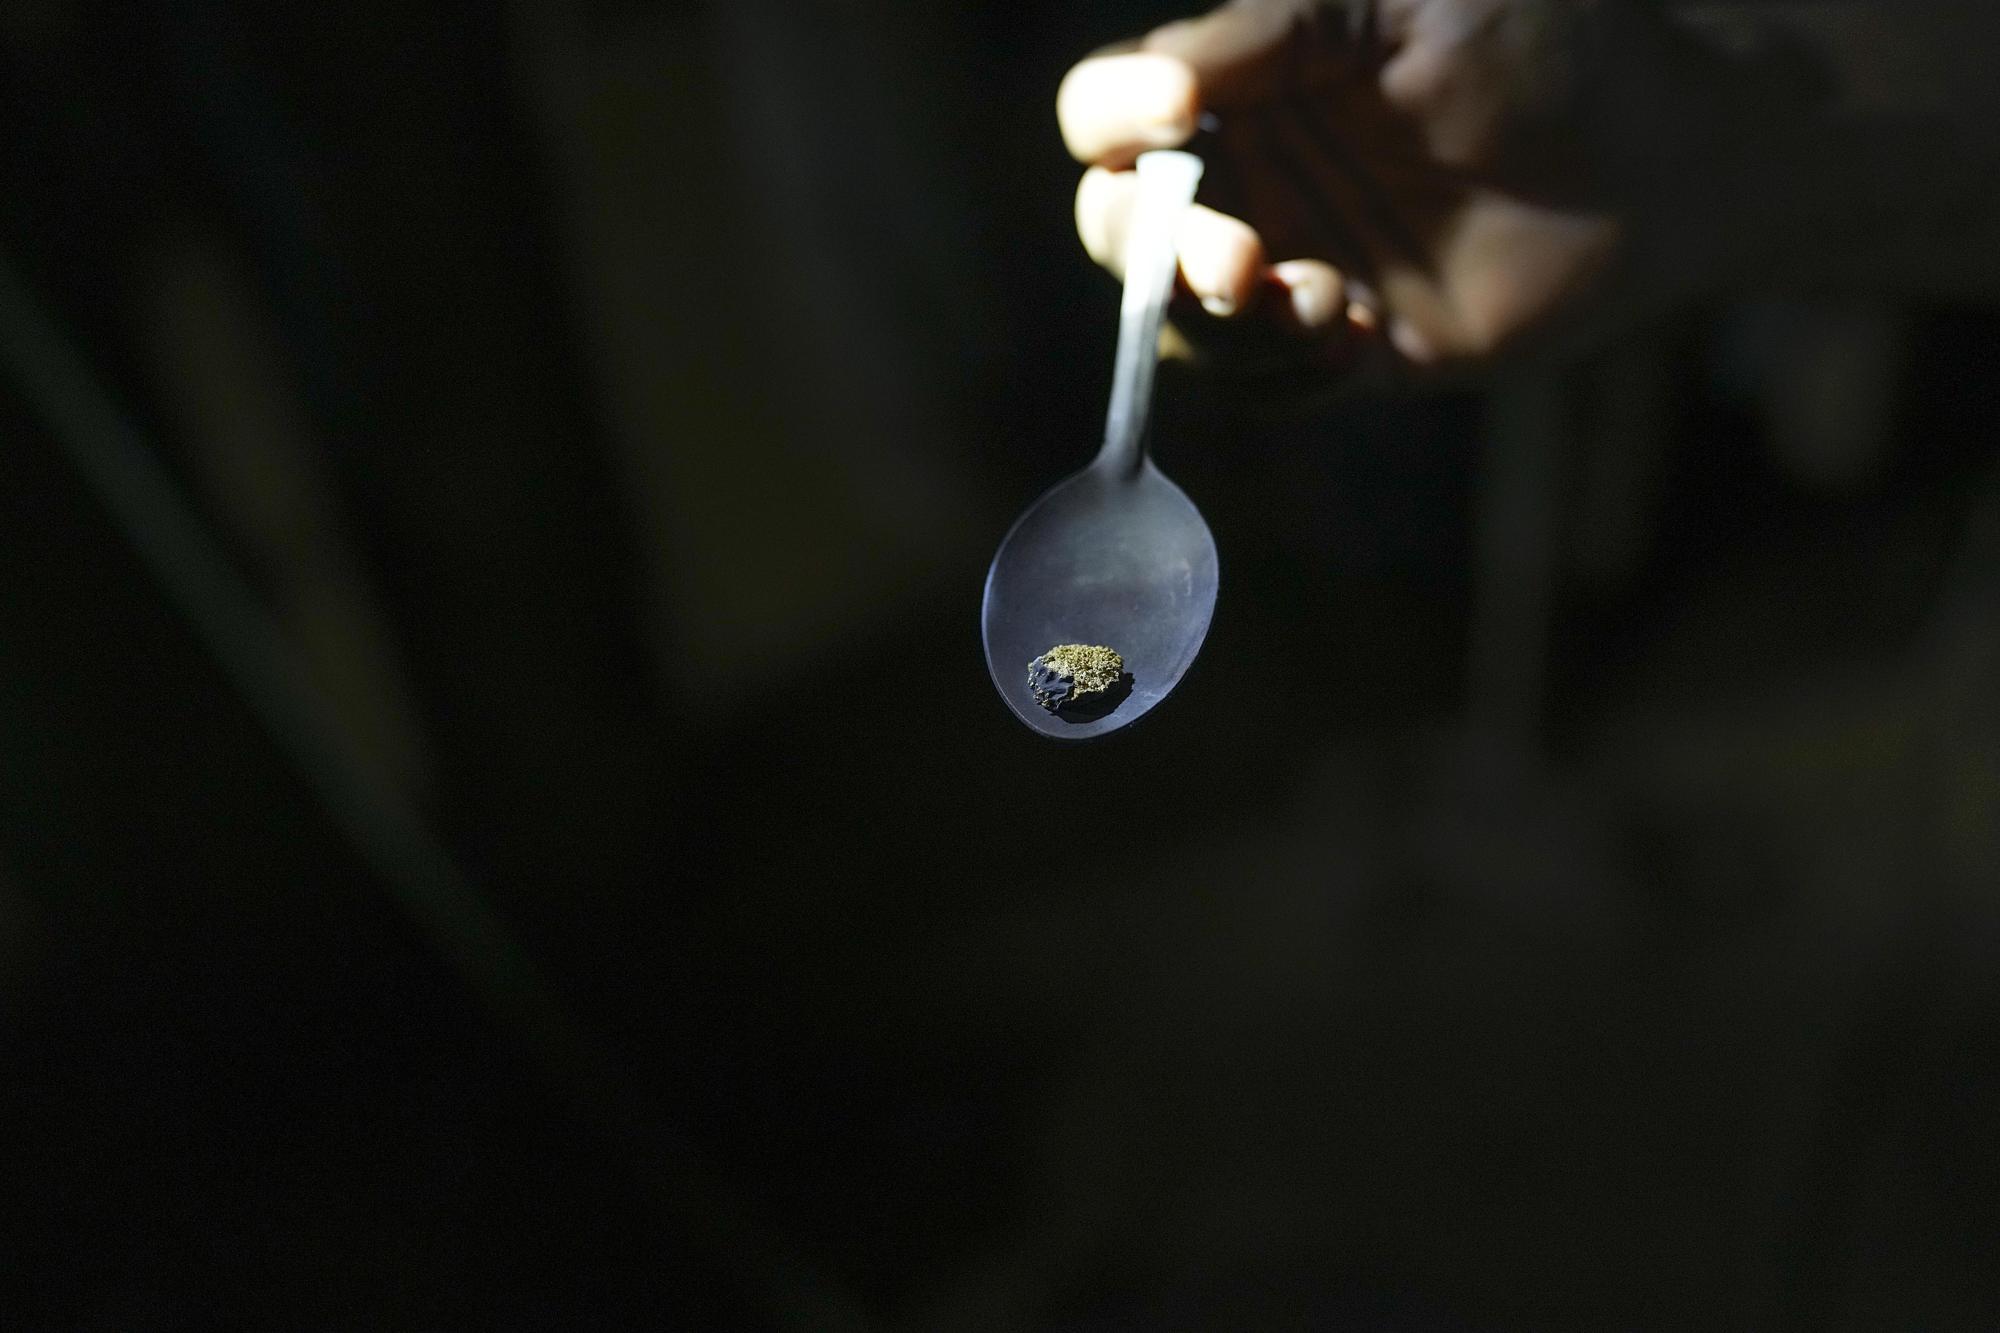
[1058,0,1739,371]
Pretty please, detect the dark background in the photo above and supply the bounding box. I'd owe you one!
[3,1,1998,1327]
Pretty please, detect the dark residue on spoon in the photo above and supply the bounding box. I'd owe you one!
[1027,643,1125,712]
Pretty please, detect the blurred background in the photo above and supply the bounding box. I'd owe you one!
[3,1,1998,1327]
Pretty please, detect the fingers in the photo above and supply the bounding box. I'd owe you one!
[1072,166,1132,266]
[1269,259,1347,332]
[1075,166,1265,315]
[1058,54,1199,166]
[1078,164,1378,351]
[1063,2,1385,372]
[1179,207,1267,317]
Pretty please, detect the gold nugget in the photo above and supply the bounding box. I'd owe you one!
[1028,644,1124,712]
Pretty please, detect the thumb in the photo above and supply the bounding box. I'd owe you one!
[1056,0,1337,167]
[1141,0,1327,107]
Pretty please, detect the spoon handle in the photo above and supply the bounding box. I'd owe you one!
[1098,149,1204,477]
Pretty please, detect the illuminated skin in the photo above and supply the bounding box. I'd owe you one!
[1058,0,1740,370]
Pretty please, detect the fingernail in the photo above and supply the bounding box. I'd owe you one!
[1388,317,1435,363]
[1268,261,1327,328]
[1201,294,1237,318]
[1346,301,1377,332]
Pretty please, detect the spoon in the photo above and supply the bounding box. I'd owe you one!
[982,149,1217,740]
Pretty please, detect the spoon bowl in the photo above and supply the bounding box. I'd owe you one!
[982,458,1217,740]
[982,149,1216,739]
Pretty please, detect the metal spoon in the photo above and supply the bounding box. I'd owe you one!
[982,149,1217,740]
